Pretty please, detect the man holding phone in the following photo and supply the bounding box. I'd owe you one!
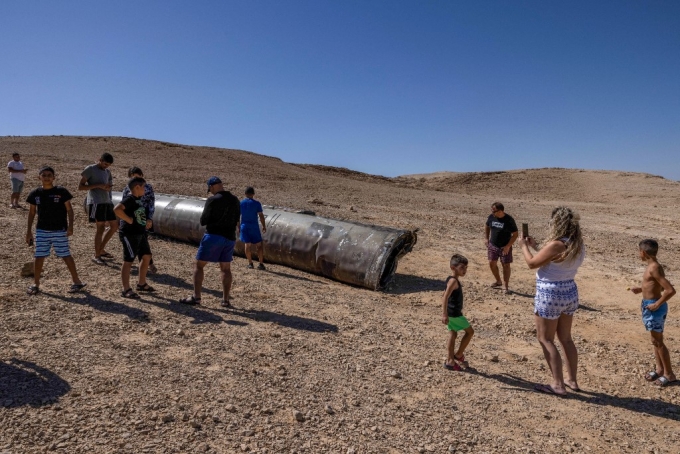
[485,202,518,294]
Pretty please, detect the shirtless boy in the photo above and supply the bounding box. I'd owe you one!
[630,239,677,387]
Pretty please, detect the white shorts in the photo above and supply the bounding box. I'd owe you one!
[534,279,579,320]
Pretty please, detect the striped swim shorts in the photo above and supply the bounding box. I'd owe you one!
[35,229,71,258]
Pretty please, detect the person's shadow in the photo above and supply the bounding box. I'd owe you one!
[146,273,222,298]
[218,307,338,333]
[384,274,445,295]
[468,371,680,421]
[140,293,233,325]
[42,291,149,321]
[0,359,71,408]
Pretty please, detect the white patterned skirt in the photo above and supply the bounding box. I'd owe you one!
[534,279,579,320]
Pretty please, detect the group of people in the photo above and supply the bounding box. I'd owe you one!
[10,152,677,393]
[443,202,677,392]
[16,153,268,308]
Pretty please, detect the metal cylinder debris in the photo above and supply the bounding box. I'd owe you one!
[107,192,417,290]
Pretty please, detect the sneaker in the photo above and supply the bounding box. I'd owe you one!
[247,263,254,269]
[257,263,266,270]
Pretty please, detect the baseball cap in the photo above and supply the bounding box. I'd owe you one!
[206,176,222,192]
[245,186,255,195]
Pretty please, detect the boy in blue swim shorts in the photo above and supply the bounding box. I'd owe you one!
[441,254,474,371]
[239,186,267,270]
[25,166,86,295]
[630,239,676,387]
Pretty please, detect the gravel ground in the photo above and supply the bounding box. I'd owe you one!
[0,136,679,453]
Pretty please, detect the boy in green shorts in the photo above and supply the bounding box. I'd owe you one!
[441,254,475,371]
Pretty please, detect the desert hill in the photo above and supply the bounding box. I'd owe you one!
[1,136,679,453]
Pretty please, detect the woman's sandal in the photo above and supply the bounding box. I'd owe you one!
[645,371,661,382]
[121,288,140,299]
[179,295,201,306]
[136,283,156,292]
[100,252,114,259]
[68,283,87,293]
[27,285,40,295]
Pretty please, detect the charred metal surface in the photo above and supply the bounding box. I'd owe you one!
[108,192,417,290]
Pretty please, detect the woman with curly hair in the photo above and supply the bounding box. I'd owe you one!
[518,206,585,396]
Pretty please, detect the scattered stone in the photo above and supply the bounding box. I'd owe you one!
[225,404,237,413]
[293,410,304,422]
[161,414,174,423]
[324,405,335,415]
[389,370,402,379]
[20,261,34,277]
[190,419,202,429]
[177,329,185,336]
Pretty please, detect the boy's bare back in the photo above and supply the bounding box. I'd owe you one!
[641,261,666,300]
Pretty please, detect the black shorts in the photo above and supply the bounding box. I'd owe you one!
[88,203,116,223]
[120,233,151,263]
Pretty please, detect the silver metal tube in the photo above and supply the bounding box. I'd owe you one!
[107,192,417,290]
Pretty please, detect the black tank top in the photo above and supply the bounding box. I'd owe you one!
[446,276,463,317]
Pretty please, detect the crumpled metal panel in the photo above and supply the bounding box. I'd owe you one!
[108,192,417,290]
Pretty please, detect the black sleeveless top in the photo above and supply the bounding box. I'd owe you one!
[446,276,463,317]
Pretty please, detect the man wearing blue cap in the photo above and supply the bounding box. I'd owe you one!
[180,176,240,307]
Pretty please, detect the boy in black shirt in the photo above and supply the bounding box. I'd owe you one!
[25,166,86,295]
[441,254,474,371]
[114,177,154,299]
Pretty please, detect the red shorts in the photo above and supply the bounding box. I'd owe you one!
[488,243,513,264]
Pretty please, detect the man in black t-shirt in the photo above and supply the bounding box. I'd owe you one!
[114,177,154,299]
[25,166,86,295]
[484,202,518,294]
[180,176,240,307]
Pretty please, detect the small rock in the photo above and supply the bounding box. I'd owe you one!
[20,261,35,277]
[190,419,202,429]
[324,405,335,415]
[161,414,174,423]
[225,404,237,413]
[177,329,185,336]
[389,370,402,379]
[293,410,304,422]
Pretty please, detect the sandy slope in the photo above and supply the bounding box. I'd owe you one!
[0,136,679,453]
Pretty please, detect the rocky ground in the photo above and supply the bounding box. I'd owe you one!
[0,136,679,453]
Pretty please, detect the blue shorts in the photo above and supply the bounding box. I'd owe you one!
[11,178,24,193]
[35,229,71,258]
[196,234,235,263]
[641,299,668,333]
[240,223,262,244]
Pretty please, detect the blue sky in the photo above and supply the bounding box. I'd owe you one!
[2,1,679,179]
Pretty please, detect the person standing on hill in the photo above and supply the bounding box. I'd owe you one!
[240,186,267,270]
[79,153,117,265]
[8,152,27,209]
[180,177,240,307]
[485,202,518,294]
